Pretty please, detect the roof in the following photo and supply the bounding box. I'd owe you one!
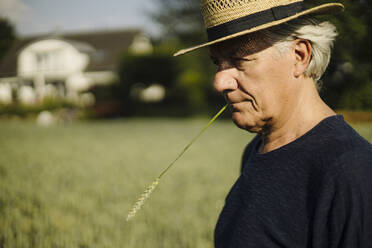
[0,29,143,78]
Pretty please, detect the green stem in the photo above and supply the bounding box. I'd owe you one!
[126,104,228,221]
[158,104,228,179]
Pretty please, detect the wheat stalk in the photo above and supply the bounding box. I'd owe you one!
[126,104,228,221]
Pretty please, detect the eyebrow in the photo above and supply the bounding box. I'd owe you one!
[210,45,254,59]
[210,55,252,62]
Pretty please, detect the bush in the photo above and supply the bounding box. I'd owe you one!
[116,50,181,115]
[0,100,76,119]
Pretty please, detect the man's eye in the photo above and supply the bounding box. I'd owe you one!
[231,58,245,68]
[231,58,253,69]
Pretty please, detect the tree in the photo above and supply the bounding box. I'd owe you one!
[0,17,16,61]
[152,0,205,45]
[306,0,372,109]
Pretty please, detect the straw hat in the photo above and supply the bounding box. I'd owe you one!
[174,0,344,56]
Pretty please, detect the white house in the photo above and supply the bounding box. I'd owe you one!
[0,29,153,106]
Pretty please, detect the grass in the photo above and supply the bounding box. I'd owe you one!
[0,118,371,248]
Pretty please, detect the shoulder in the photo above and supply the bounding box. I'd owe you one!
[330,142,372,191]
[318,117,372,195]
[306,115,372,171]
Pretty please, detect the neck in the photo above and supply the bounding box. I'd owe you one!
[259,78,335,154]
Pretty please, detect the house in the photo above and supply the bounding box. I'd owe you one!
[0,29,153,106]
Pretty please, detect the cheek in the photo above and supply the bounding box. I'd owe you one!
[254,59,293,111]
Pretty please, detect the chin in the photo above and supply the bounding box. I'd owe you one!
[232,112,260,133]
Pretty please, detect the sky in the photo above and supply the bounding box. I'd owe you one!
[0,0,162,37]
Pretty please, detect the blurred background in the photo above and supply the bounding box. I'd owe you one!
[0,0,371,247]
[0,0,371,119]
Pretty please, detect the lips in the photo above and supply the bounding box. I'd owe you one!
[224,89,258,112]
[225,93,252,104]
[230,105,238,112]
[228,102,240,112]
[228,99,257,113]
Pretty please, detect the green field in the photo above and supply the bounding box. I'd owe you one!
[1,118,371,248]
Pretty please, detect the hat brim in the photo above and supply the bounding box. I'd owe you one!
[174,3,344,56]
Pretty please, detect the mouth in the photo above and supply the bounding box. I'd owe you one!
[227,99,257,112]
[228,102,240,113]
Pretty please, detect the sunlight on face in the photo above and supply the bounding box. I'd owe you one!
[210,34,297,133]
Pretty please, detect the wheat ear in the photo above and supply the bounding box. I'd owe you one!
[126,104,228,221]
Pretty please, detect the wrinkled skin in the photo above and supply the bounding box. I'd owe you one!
[210,34,335,153]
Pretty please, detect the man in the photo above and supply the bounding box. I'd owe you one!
[175,0,372,247]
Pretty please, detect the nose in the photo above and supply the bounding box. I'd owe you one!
[213,69,238,93]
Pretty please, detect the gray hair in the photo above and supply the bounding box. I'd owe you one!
[261,17,338,89]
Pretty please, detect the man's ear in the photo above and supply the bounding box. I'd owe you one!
[293,39,312,78]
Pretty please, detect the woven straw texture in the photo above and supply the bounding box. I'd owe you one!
[174,1,344,56]
[202,0,303,28]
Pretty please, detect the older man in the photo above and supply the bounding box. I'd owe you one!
[175,0,372,247]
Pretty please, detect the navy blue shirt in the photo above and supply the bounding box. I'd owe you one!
[215,115,372,248]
